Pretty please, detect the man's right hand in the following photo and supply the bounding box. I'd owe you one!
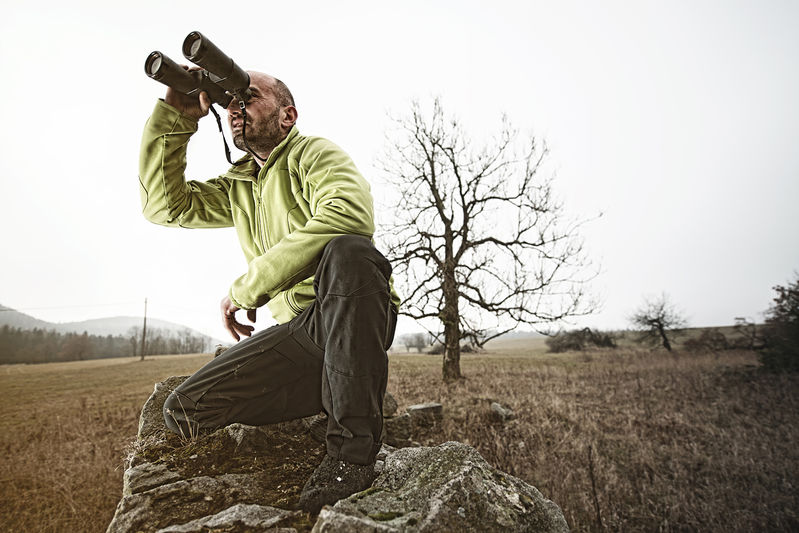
[220,296,257,341]
[164,66,211,120]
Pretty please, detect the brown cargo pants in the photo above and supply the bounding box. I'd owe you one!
[163,235,396,465]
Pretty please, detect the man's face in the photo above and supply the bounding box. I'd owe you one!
[227,76,286,157]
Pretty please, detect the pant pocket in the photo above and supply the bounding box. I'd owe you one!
[384,305,398,350]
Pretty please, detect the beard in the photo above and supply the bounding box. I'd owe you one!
[232,106,283,158]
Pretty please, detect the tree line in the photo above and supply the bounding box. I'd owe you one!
[0,325,211,365]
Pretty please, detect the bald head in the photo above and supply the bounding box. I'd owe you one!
[248,71,295,108]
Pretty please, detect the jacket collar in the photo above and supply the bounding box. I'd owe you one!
[223,126,300,181]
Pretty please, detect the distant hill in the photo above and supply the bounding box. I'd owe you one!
[0,305,52,330]
[0,304,221,343]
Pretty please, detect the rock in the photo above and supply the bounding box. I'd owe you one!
[110,378,568,533]
[383,413,413,447]
[155,503,300,532]
[490,401,516,422]
[302,413,327,444]
[123,462,181,497]
[223,423,273,454]
[108,377,325,533]
[108,474,271,533]
[406,402,443,426]
[138,376,189,440]
[374,444,397,476]
[383,391,398,417]
[214,344,228,357]
[313,508,398,532]
[313,441,569,533]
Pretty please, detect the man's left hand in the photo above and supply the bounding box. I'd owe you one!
[220,296,257,341]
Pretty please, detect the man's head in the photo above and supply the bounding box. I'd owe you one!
[227,71,298,161]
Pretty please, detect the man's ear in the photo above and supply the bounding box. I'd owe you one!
[281,106,298,130]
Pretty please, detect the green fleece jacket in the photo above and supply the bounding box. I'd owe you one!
[139,99,399,323]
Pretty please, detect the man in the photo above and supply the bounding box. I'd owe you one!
[138,70,400,513]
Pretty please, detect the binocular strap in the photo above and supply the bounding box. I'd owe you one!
[209,105,241,166]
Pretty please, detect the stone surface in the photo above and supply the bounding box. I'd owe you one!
[123,462,181,497]
[490,401,516,422]
[214,344,228,357]
[312,508,398,532]
[383,413,413,447]
[138,375,189,440]
[108,474,270,533]
[406,402,443,426]
[108,377,324,533]
[302,413,327,444]
[383,391,398,417]
[155,503,299,532]
[312,441,569,533]
[223,423,273,454]
[110,378,568,533]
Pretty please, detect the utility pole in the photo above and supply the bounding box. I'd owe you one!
[139,297,148,361]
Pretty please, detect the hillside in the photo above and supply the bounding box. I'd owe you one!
[0,305,52,330]
[0,304,218,342]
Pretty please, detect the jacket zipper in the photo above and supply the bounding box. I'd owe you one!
[255,178,269,252]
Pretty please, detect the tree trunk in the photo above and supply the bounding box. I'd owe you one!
[658,325,672,351]
[441,265,462,382]
[442,323,461,381]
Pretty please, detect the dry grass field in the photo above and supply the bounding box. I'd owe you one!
[1,345,797,532]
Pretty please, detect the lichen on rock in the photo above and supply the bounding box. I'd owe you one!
[313,442,570,533]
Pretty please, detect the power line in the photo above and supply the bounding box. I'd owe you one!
[1,300,218,315]
[0,302,142,312]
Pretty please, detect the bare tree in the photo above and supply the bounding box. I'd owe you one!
[128,326,140,357]
[400,332,430,353]
[629,294,687,352]
[378,99,596,381]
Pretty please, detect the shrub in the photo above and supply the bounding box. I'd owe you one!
[760,274,799,372]
[546,328,617,353]
[683,328,729,352]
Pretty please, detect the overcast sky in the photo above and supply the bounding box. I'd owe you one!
[1,0,797,342]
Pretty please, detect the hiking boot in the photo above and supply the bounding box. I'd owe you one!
[298,454,377,514]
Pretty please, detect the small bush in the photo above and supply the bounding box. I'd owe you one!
[760,274,799,372]
[427,343,476,355]
[426,343,442,355]
[684,328,729,352]
[546,328,617,353]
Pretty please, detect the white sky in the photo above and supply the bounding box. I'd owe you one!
[1,0,797,342]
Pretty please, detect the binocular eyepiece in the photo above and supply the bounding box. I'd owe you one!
[145,31,250,108]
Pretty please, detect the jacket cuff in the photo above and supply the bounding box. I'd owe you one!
[229,286,267,311]
[149,99,200,132]
[228,287,248,310]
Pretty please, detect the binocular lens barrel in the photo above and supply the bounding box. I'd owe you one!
[144,51,197,94]
[144,32,246,108]
[143,50,232,107]
[182,31,249,94]
[145,53,163,76]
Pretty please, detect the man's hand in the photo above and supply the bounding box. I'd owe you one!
[164,66,211,120]
[220,296,257,341]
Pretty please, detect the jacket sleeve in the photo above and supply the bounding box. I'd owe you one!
[229,138,375,310]
[139,100,234,228]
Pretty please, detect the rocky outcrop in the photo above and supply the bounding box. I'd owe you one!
[312,442,569,533]
[107,377,569,533]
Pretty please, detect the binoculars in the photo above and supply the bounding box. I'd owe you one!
[144,31,250,108]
